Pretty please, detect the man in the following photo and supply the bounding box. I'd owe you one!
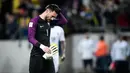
[50,25,66,73]
[5,13,18,39]
[111,36,129,73]
[78,33,95,73]
[94,36,109,73]
[28,4,67,73]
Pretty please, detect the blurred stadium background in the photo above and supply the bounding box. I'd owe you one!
[0,0,130,73]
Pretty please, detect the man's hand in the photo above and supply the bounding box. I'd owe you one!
[43,53,53,59]
[42,43,58,59]
[50,44,58,55]
[109,62,115,71]
[42,46,51,54]
[60,53,65,62]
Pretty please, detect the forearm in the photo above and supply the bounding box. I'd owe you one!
[58,13,68,24]
[110,49,115,61]
[28,35,47,48]
[28,36,39,46]
[60,41,66,55]
[28,23,46,49]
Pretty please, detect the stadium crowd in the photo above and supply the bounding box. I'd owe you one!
[0,0,130,39]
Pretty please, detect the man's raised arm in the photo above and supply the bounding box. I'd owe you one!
[57,13,68,24]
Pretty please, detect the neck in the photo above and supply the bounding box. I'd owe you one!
[39,12,50,22]
[39,12,46,20]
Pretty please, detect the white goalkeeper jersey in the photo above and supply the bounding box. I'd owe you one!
[50,26,65,53]
[111,40,130,61]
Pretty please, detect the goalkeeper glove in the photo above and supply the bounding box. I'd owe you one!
[43,43,58,59]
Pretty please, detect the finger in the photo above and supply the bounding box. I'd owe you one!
[52,51,58,55]
[51,46,58,50]
[50,44,58,49]
[51,47,58,52]
[52,49,58,52]
[52,49,58,55]
[50,48,57,53]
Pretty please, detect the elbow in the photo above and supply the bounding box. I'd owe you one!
[28,37,35,45]
[59,13,68,24]
[28,36,31,43]
[28,36,38,46]
[64,19,68,24]
[28,35,33,44]
[28,33,34,44]
[59,19,68,24]
[62,17,68,24]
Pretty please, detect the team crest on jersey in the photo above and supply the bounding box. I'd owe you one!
[29,22,33,27]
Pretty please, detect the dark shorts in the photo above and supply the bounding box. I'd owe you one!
[29,55,55,73]
[115,61,129,73]
[83,59,93,68]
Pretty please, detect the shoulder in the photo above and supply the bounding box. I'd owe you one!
[54,26,63,29]
[88,39,93,42]
[30,16,39,23]
[54,26,64,32]
[80,39,86,42]
[121,41,128,46]
[28,16,40,27]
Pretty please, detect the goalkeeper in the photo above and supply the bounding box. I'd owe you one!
[28,4,67,73]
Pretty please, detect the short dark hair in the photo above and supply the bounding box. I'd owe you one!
[122,36,127,41]
[45,4,61,14]
[100,35,104,40]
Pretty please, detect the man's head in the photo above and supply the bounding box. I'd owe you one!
[100,35,104,41]
[119,35,128,41]
[85,32,89,39]
[44,4,61,21]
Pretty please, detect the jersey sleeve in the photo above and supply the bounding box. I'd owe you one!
[77,40,83,54]
[57,13,68,24]
[59,27,65,41]
[28,17,41,47]
[126,43,130,56]
[111,44,116,61]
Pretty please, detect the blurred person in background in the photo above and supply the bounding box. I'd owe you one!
[90,0,103,26]
[94,35,109,73]
[50,22,66,73]
[49,5,67,73]
[103,0,118,28]
[19,6,30,38]
[78,33,95,73]
[5,12,18,39]
[80,6,99,27]
[32,10,39,18]
[117,2,130,29]
[18,6,31,47]
[18,0,34,17]
[111,36,129,73]
[28,4,67,73]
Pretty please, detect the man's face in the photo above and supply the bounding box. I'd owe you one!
[46,10,58,21]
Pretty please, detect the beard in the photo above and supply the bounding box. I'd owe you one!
[45,16,51,22]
